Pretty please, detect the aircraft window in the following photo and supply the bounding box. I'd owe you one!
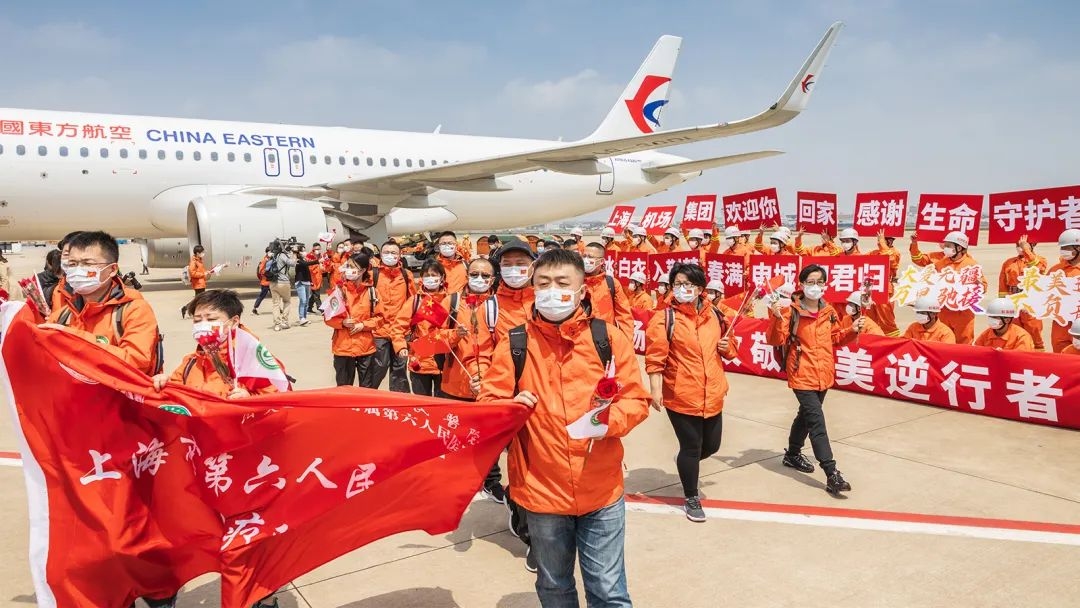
[338,156,345,165]
[0,144,3,154]
[193,151,202,161]
[80,147,89,157]
[323,155,331,165]
[227,152,236,162]
[243,153,252,162]
[211,151,219,161]
[119,148,128,159]
[366,157,373,166]
[16,145,26,156]
[406,159,413,167]
[268,152,276,165]
[157,150,166,160]
[380,157,387,167]
[139,149,147,159]
[419,159,425,167]
[352,156,359,166]
[100,148,109,158]
[60,146,69,157]
[292,153,300,164]
[431,159,436,166]
[309,154,317,164]
[393,158,400,167]
[38,145,47,156]
[176,151,183,160]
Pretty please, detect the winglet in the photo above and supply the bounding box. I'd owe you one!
[774,22,844,114]
[586,35,682,141]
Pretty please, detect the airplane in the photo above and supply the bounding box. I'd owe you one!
[0,22,842,275]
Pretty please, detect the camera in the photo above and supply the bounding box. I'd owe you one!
[121,271,142,290]
[268,236,300,255]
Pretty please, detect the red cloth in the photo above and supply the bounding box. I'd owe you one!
[0,307,529,608]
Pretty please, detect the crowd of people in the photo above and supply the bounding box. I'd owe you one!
[17,220,1080,608]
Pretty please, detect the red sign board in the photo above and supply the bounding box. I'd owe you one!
[708,253,747,294]
[639,205,678,235]
[648,251,701,289]
[796,191,838,236]
[681,194,718,230]
[987,185,1080,245]
[800,255,891,305]
[606,205,636,230]
[747,255,801,293]
[605,251,650,288]
[722,188,781,230]
[914,193,984,246]
[631,308,654,355]
[853,191,909,237]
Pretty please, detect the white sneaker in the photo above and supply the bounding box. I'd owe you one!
[298,318,310,326]
[273,325,282,332]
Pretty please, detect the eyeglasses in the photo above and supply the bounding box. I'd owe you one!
[802,280,827,286]
[66,259,112,269]
[672,282,695,289]
[468,272,493,279]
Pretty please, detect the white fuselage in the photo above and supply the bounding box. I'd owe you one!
[0,108,694,240]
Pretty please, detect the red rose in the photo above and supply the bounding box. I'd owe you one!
[409,360,421,372]
[465,294,483,308]
[595,377,620,401]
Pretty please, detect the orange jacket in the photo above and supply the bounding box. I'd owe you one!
[324,252,342,287]
[324,280,385,357]
[794,234,842,256]
[902,321,956,343]
[653,290,672,311]
[999,250,1047,296]
[1047,261,1080,352]
[440,291,497,399]
[645,300,737,417]
[478,308,650,516]
[373,265,413,345]
[189,255,208,290]
[493,283,534,342]
[622,237,657,255]
[459,236,473,262]
[407,290,449,375]
[627,287,653,311]
[754,231,797,255]
[869,233,901,279]
[766,299,844,391]
[585,272,634,340]
[648,236,684,254]
[307,253,324,291]
[256,256,271,287]
[48,278,159,374]
[1062,345,1080,355]
[836,314,884,344]
[974,323,1035,351]
[439,256,468,294]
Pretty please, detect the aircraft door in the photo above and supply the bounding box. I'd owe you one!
[263,147,281,177]
[597,158,614,194]
[288,148,305,177]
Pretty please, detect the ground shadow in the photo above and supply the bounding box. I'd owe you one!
[441,498,526,557]
[714,448,783,469]
[496,591,541,608]
[623,466,681,496]
[171,578,301,608]
[334,586,460,608]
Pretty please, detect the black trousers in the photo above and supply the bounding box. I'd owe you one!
[366,337,410,393]
[334,354,375,387]
[253,285,271,310]
[666,409,724,498]
[789,389,837,475]
[409,372,442,397]
[308,289,323,312]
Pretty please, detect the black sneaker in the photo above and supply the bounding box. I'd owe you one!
[252,308,260,315]
[524,545,538,573]
[782,451,815,473]
[826,471,852,495]
[482,482,507,504]
[684,496,706,522]
[252,597,279,608]
[179,306,186,319]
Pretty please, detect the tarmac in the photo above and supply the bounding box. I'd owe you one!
[1,235,1078,608]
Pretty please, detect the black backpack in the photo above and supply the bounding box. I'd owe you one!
[665,305,726,342]
[373,266,412,298]
[507,318,612,395]
[774,302,837,374]
[56,302,165,375]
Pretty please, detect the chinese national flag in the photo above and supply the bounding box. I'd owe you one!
[0,304,529,608]
[410,297,450,327]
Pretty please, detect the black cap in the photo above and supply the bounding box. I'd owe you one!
[493,237,536,263]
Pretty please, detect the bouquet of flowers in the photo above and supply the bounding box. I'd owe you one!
[17,276,50,316]
[566,374,622,442]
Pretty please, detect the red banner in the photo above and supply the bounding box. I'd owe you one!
[915,193,984,246]
[987,185,1080,245]
[640,205,678,235]
[711,253,748,293]
[606,251,650,288]
[722,318,1080,430]
[631,308,654,355]
[702,253,724,285]
[722,188,781,230]
[648,251,701,288]
[747,255,801,293]
[606,205,636,230]
[681,194,718,230]
[796,191,838,236]
[0,310,529,608]
[800,255,891,305]
[853,191,909,237]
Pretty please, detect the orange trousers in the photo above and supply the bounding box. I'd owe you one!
[940,309,975,345]
[1016,310,1045,350]
[866,301,899,337]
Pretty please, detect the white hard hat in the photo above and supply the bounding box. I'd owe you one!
[723,226,741,239]
[703,227,714,236]
[629,271,648,285]
[601,227,617,238]
[664,227,681,239]
[1059,228,1080,248]
[845,292,865,307]
[912,296,941,313]
[944,231,970,249]
[770,232,790,246]
[687,229,705,241]
[706,279,724,292]
[630,225,647,238]
[1070,319,1080,337]
[571,227,584,237]
[776,282,795,298]
[657,275,671,284]
[839,228,859,241]
[986,297,1018,318]
[775,226,792,236]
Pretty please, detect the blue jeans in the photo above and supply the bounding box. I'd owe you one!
[296,282,311,320]
[525,497,631,608]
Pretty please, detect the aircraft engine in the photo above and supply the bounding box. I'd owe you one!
[186,195,343,277]
[142,238,190,268]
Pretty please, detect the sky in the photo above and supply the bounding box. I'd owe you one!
[2,1,1077,223]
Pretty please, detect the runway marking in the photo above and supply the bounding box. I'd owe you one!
[624,494,1080,546]
[0,451,20,468]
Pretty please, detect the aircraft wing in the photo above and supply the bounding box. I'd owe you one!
[320,22,842,198]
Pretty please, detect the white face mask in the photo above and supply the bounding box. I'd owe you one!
[674,285,697,303]
[535,287,579,322]
[769,242,782,253]
[656,284,668,294]
[987,317,1005,330]
[724,238,735,249]
[583,258,601,274]
[192,321,227,347]
[468,276,492,293]
[65,265,112,295]
[337,246,346,254]
[943,246,957,258]
[381,253,399,267]
[914,313,931,325]
[705,292,717,301]
[439,243,456,258]
[842,240,856,252]
[664,237,675,247]
[501,266,530,288]
[536,246,546,254]
[421,276,442,291]
[802,284,826,300]
[846,304,859,317]
[628,283,638,293]
[343,267,360,281]
[1073,337,1080,349]
[1061,248,1077,261]
[1016,246,1024,256]
[688,239,701,250]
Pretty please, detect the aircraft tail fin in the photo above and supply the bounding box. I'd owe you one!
[586,35,682,141]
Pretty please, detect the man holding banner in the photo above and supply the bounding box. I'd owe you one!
[998,235,1048,350]
[866,230,902,336]
[909,231,986,344]
[1049,229,1080,352]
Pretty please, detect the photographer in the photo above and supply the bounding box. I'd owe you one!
[268,239,297,331]
[292,242,320,327]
